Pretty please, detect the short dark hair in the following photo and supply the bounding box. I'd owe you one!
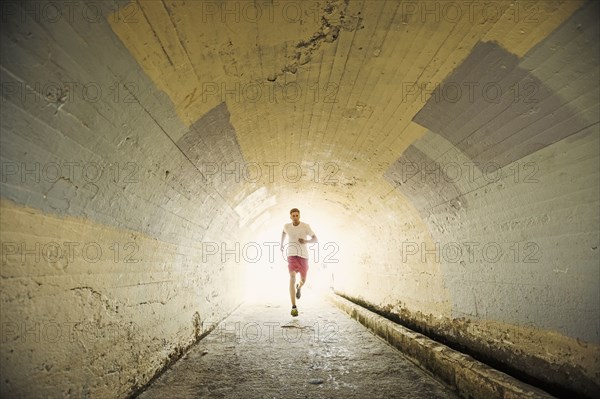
[290,208,300,215]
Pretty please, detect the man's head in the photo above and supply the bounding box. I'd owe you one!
[290,208,300,225]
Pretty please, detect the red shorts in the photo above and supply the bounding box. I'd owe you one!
[287,256,309,280]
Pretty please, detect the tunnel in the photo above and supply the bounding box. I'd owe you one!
[0,0,599,398]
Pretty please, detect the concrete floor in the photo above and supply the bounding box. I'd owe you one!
[136,289,459,399]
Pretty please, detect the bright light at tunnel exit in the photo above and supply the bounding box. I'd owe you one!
[241,206,353,303]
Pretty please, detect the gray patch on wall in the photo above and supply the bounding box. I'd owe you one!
[388,1,599,210]
[411,5,598,167]
[384,146,466,218]
[175,102,246,200]
[0,1,218,243]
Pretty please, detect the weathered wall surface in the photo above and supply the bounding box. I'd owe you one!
[333,2,599,397]
[377,3,599,396]
[1,0,598,398]
[0,2,248,397]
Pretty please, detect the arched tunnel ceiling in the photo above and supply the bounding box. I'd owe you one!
[1,2,599,397]
[107,0,586,224]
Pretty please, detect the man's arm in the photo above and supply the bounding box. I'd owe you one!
[280,230,287,251]
[299,234,317,244]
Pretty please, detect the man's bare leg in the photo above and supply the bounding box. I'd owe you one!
[295,277,306,299]
[289,271,297,307]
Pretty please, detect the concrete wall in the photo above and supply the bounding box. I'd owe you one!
[1,0,598,398]
[339,3,600,397]
[0,2,249,396]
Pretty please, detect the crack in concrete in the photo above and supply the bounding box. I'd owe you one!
[275,0,359,80]
[70,286,118,313]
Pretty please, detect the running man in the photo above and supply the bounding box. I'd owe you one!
[280,208,318,317]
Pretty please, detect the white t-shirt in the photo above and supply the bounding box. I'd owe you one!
[283,222,315,259]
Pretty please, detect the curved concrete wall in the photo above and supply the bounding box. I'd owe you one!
[1,1,598,397]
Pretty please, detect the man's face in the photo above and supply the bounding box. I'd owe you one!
[290,212,300,225]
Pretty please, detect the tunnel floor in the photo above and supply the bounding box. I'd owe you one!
[136,289,459,399]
